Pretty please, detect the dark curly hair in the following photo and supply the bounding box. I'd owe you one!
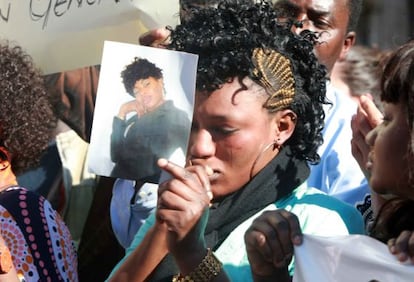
[179,0,254,22]
[0,41,57,174]
[121,57,163,97]
[168,0,327,163]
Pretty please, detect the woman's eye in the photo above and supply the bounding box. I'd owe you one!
[211,127,237,136]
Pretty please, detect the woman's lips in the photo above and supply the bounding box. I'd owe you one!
[203,165,219,182]
[188,161,221,182]
[208,171,220,182]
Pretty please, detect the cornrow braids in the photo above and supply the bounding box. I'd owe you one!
[252,48,295,112]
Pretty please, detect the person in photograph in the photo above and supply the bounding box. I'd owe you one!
[110,57,191,182]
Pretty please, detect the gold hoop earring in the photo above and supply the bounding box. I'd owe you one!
[250,139,281,179]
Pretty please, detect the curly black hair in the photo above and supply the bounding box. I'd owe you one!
[179,0,254,22]
[121,57,163,97]
[0,41,57,174]
[168,0,327,163]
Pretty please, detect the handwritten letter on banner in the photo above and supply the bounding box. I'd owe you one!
[0,0,179,74]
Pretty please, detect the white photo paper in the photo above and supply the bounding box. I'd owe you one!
[88,41,198,183]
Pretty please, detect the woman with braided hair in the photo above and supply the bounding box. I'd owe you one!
[108,1,364,281]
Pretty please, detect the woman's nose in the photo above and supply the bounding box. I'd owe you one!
[188,129,216,159]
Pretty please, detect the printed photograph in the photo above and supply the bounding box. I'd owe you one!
[88,41,198,183]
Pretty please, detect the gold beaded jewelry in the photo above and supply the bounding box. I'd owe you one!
[172,248,223,282]
[252,48,296,111]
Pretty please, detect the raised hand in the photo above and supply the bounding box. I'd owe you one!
[351,94,383,178]
[117,96,146,120]
[156,159,213,261]
[244,209,303,282]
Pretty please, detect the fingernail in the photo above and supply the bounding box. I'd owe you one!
[157,158,168,167]
[398,253,408,262]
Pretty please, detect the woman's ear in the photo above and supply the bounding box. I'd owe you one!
[0,147,11,171]
[0,146,17,189]
[0,159,10,171]
[274,109,297,145]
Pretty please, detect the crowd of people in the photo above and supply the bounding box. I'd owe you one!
[1,0,414,281]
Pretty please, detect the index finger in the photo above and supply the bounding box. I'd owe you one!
[158,158,213,201]
[359,95,383,128]
[157,158,188,180]
[355,110,375,137]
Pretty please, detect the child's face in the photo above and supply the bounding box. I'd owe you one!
[366,101,414,200]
